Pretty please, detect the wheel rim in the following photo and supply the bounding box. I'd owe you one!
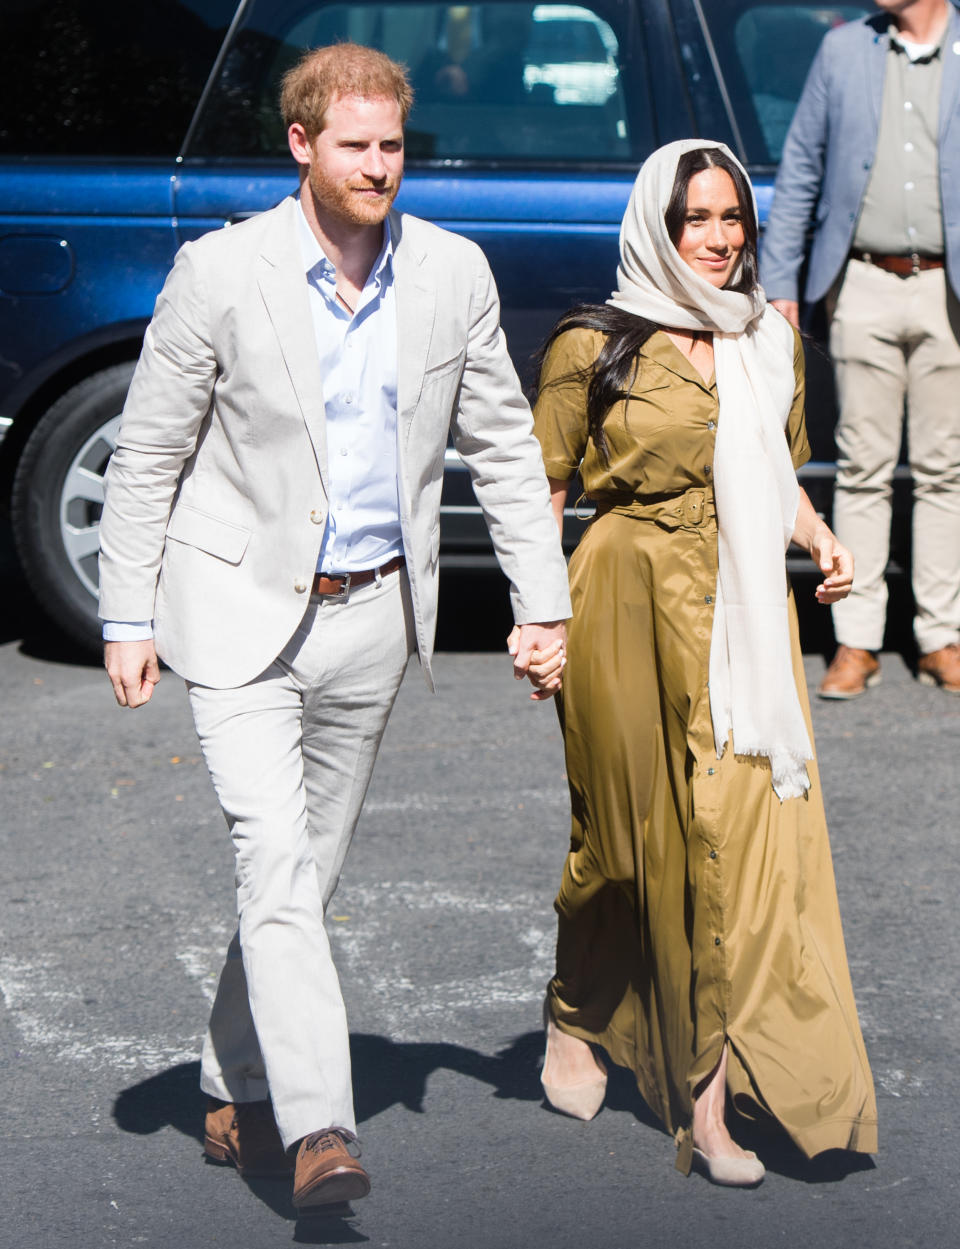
[58,415,122,600]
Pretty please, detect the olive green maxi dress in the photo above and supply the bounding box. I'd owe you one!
[533,326,877,1171]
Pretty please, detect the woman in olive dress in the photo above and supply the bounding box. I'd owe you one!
[530,140,877,1186]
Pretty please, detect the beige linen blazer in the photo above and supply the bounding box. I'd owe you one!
[98,196,571,689]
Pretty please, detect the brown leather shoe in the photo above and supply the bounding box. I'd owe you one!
[817,646,881,699]
[293,1129,371,1209]
[917,643,960,693]
[203,1098,293,1177]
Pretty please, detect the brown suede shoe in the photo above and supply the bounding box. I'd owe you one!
[817,646,881,699]
[293,1130,371,1209]
[917,643,960,693]
[203,1098,293,1177]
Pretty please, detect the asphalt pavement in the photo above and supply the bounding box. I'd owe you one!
[1,551,957,1249]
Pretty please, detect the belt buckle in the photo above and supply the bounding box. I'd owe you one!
[682,490,705,527]
[333,572,352,599]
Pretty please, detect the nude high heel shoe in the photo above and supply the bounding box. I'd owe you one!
[692,1147,765,1187]
[540,999,607,1121]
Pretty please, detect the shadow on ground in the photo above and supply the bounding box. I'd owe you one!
[112,1027,871,1234]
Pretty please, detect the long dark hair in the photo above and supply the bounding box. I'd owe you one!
[537,146,759,460]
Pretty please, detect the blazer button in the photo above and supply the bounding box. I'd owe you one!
[294,579,308,593]
[310,509,323,524]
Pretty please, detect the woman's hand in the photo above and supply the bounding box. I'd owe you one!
[793,488,854,604]
[809,530,854,604]
[506,623,567,700]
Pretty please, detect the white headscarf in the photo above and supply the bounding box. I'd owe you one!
[608,139,812,800]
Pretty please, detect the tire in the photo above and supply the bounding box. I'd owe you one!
[11,363,136,654]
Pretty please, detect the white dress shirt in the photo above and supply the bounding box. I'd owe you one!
[297,200,403,574]
[103,200,403,641]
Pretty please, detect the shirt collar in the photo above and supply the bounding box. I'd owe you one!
[890,22,945,62]
[296,194,394,290]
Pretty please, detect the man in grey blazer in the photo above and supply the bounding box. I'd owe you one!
[98,43,571,1208]
[762,0,960,697]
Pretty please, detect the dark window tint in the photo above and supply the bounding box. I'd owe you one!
[0,0,236,156]
[694,1,869,163]
[188,1,637,163]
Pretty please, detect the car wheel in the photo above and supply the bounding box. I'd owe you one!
[11,362,136,653]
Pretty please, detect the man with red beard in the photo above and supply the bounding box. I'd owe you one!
[97,43,570,1209]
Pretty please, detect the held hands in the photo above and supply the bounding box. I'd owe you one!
[506,621,567,701]
[810,529,854,604]
[104,639,160,708]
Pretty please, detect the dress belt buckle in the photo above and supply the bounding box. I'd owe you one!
[682,490,705,527]
[333,572,352,600]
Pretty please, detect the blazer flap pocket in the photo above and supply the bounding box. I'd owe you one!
[165,504,251,564]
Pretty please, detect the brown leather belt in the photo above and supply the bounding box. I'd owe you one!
[311,554,405,598]
[850,249,944,277]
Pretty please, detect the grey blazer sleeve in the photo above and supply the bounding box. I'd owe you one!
[451,254,572,624]
[98,244,218,622]
[760,39,832,303]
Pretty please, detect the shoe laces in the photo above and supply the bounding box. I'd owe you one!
[302,1128,361,1159]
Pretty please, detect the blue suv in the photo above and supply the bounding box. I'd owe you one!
[0,0,870,649]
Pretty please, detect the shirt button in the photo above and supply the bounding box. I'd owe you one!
[904,100,913,110]
[709,849,718,859]
[707,421,716,431]
[704,465,712,476]
[705,595,713,605]
[310,509,323,524]
[707,767,716,775]
[294,579,308,593]
[905,181,915,191]
[340,447,348,456]
[344,394,353,404]
[905,142,914,152]
[714,936,722,946]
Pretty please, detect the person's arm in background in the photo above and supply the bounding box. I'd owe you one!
[760,38,833,329]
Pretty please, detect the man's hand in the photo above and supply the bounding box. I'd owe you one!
[104,640,160,708]
[770,298,800,329]
[506,621,567,701]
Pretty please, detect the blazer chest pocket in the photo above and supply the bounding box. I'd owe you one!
[165,503,251,565]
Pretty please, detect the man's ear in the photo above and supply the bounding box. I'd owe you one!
[287,122,313,167]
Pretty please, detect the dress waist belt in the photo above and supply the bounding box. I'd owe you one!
[591,487,715,530]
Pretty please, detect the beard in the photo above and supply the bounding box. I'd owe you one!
[307,163,402,228]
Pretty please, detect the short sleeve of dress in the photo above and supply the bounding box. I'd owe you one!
[786,326,811,470]
[533,328,602,481]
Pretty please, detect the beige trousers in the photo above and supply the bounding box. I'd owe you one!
[188,568,415,1149]
[829,258,960,653]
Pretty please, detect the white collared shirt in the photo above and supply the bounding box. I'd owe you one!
[296,199,403,575]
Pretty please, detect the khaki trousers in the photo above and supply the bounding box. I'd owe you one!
[188,568,415,1149]
[829,258,960,653]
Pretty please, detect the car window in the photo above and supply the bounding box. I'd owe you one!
[186,1,638,163]
[692,1,870,164]
[0,0,236,156]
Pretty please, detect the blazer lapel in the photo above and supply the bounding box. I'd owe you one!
[939,7,960,145]
[256,196,329,492]
[391,211,438,446]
